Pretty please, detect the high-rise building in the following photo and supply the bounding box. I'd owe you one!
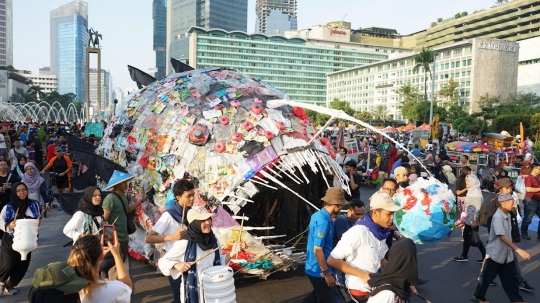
[0,0,13,67]
[153,0,167,79]
[50,0,88,102]
[256,0,297,35]
[166,0,248,74]
[26,67,58,96]
[88,68,110,116]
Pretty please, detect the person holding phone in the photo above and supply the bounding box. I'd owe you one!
[145,179,195,303]
[67,233,132,302]
[159,206,242,303]
[0,182,41,295]
[63,186,103,244]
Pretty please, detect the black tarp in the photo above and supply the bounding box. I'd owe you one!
[170,57,194,73]
[128,65,156,89]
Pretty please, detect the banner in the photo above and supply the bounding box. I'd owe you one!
[84,122,104,138]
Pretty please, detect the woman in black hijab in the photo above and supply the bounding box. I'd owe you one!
[0,182,41,295]
[367,238,419,303]
[63,186,103,244]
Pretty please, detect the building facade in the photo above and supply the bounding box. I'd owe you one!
[26,73,58,95]
[166,0,248,74]
[153,0,167,79]
[50,0,88,102]
[88,68,110,116]
[0,0,12,67]
[256,0,297,34]
[188,26,411,105]
[517,36,540,96]
[0,70,29,103]
[327,38,519,120]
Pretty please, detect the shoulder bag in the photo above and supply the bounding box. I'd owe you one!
[112,192,137,234]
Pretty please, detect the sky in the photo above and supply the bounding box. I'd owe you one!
[13,0,497,94]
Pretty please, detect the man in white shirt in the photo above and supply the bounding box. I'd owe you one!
[145,179,195,303]
[328,193,402,303]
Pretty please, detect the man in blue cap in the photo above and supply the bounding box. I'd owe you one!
[102,170,144,279]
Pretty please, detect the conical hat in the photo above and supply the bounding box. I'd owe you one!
[105,170,135,191]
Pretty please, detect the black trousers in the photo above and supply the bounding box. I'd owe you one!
[168,275,181,303]
[461,224,485,259]
[301,275,334,303]
[0,233,31,286]
[474,258,523,302]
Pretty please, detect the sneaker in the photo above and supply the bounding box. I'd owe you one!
[522,234,531,240]
[454,256,468,262]
[519,281,535,291]
[477,259,484,264]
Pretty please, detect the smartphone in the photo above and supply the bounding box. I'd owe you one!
[102,224,115,247]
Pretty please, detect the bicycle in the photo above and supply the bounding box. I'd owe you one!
[43,172,59,218]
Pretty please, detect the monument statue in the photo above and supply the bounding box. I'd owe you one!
[87,27,102,48]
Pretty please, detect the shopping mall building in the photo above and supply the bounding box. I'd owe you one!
[327,38,520,120]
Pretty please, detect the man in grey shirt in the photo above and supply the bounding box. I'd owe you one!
[472,194,531,303]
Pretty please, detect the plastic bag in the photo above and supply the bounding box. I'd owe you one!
[446,172,457,184]
[470,228,482,247]
[515,176,526,194]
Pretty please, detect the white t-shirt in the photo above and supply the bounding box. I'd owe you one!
[367,290,399,303]
[159,239,226,303]
[330,225,388,292]
[151,211,185,253]
[0,134,6,149]
[80,280,132,303]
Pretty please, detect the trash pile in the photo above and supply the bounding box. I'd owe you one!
[95,67,348,276]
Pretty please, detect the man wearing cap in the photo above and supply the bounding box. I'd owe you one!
[344,160,361,201]
[28,262,88,303]
[102,170,143,274]
[472,194,531,303]
[40,147,73,193]
[301,187,347,303]
[328,192,402,303]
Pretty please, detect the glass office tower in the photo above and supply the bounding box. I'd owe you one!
[50,0,88,101]
[153,0,167,79]
[167,0,248,74]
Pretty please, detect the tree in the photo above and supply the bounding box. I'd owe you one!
[430,22,438,28]
[328,98,355,117]
[305,98,354,126]
[472,93,501,120]
[396,83,421,122]
[412,47,434,122]
[446,104,468,122]
[437,17,443,23]
[462,11,468,16]
[438,78,459,104]
[453,116,487,135]
[371,105,389,121]
[492,114,532,137]
[26,85,46,100]
[354,111,372,122]
[455,12,462,19]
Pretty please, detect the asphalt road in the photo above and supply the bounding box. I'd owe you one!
[3,188,540,303]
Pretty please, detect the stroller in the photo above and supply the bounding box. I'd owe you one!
[359,166,380,189]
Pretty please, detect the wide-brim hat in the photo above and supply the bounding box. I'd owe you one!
[370,192,402,212]
[105,170,135,191]
[320,187,348,206]
[187,206,215,224]
[496,178,513,189]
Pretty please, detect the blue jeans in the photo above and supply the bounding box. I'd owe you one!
[521,198,540,235]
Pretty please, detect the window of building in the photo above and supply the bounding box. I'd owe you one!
[467,59,472,65]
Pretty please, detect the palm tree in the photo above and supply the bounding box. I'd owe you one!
[370,105,389,121]
[27,85,46,100]
[412,47,434,122]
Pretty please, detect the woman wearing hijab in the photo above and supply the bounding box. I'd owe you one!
[0,182,41,295]
[11,156,27,180]
[159,206,241,303]
[366,238,418,303]
[63,186,103,244]
[21,162,48,211]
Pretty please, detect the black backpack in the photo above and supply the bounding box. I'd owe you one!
[479,196,498,227]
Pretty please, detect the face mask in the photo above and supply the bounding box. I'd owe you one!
[398,181,409,188]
